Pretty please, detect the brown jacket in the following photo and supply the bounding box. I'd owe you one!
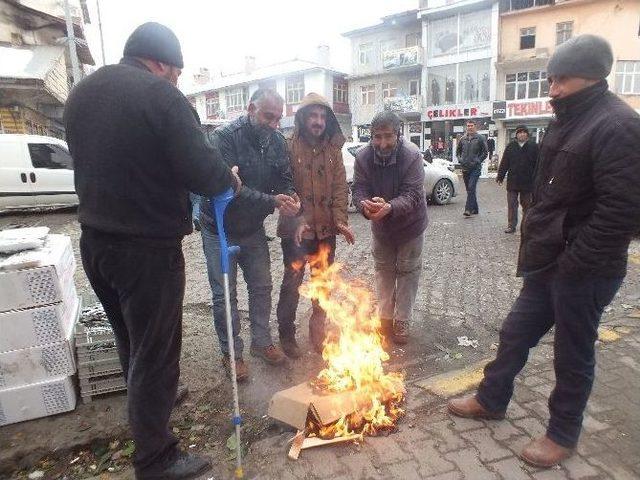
[277,93,348,240]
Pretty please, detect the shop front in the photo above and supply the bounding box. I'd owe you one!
[422,102,493,162]
[492,98,553,156]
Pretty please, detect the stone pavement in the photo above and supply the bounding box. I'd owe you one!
[1,180,638,479]
[244,323,640,480]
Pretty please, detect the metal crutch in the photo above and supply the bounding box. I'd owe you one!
[211,188,244,479]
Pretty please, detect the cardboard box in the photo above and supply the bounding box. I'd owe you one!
[0,375,76,426]
[268,382,373,431]
[0,325,76,389]
[0,292,79,353]
[0,234,76,313]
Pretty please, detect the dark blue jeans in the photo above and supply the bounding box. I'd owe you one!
[201,225,273,358]
[476,267,623,448]
[276,236,336,339]
[462,164,482,213]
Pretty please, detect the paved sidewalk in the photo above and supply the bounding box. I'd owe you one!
[244,322,640,480]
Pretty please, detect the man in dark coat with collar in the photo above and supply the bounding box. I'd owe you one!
[64,23,238,480]
[448,35,640,468]
[497,125,539,233]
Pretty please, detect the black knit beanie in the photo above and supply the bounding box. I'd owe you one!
[123,22,184,69]
[546,34,613,80]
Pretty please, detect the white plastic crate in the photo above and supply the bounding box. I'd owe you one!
[0,326,76,389]
[0,234,76,313]
[0,375,76,426]
[0,292,79,353]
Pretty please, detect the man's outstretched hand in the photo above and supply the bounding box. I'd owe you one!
[336,223,355,245]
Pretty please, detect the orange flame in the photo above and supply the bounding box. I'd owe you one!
[299,244,405,438]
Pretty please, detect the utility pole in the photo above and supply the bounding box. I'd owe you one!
[63,0,82,85]
[96,0,106,66]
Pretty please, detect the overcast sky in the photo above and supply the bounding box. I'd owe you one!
[82,0,416,86]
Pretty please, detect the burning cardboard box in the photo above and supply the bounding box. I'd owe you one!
[268,245,406,459]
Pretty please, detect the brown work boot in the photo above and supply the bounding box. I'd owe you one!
[280,335,302,359]
[392,320,409,345]
[520,436,573,468]
[447,395,505,420]
[250,344,286,365]
[222,356,249,383]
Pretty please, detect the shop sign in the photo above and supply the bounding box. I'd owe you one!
[426,106,480,120]
[506,99,553,119]
[492,101,507,119]
[357,125,371,141]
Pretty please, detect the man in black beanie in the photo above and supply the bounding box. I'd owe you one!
[448,34,640,467]
[64,22,239,480]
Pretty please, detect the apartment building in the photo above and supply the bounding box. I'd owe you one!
[342,10,425,146]
[419,0,500,160]
[0,0,94,137]
[493,0,640,151]
[184,47,351,137]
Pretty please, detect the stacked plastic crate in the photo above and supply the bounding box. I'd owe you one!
[0,233,80,426]
[75,303,127,402]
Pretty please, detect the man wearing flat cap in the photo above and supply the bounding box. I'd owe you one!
[496,125,539,233]
[64,22,239,479]
[448,35,640,467]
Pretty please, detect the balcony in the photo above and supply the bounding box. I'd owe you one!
[382,46,423,71]
[383,94,424,114]
[499,0,554,13]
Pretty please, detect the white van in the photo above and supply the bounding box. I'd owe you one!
[0,134,77,212]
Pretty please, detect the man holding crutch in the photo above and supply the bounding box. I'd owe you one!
[65,23,239,480]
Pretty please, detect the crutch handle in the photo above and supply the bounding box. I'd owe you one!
[211,188,240,273]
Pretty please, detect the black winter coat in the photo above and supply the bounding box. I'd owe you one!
[456,133,488,172]
[200,116,295,237]
[517,81,640,278]
[64,57,234,239]
[497,140,539,192]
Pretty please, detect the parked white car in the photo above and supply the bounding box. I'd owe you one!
[342,142,459,210]
[0,134,77,213]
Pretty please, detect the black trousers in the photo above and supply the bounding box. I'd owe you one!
[507,190,532,229]
[476,267,623,448]
[80,227,184,476]
[276,236,336,339]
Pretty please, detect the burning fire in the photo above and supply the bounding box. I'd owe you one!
[296,245,405,439]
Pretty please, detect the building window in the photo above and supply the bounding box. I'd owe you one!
[286,75,305,104]
[556,21,573,45]
[359,43,374,65]
[520,27,536,49]
[615,61,640,95]
[226,87,247,112]
[500,0,555,12]
[361,85,375,105]
[406,32,421,48]
[382,82,398,99]
[505,70,549,100]
[409,79,421,96]
[333,80,348,104]
[205,93,219,118]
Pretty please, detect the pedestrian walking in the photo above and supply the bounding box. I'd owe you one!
[199,89,299,382]
[276,93,355,357]
[487,135,495,160]
[352,111,428,345]
[497,125,539,233]
[456,120,488,216]
[447,35,640,468]
[64,22,239,480]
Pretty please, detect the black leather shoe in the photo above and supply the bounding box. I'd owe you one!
[463,210,472,217]
[280,335,303,359]
[138,451,211,480]
[504,227,516,234]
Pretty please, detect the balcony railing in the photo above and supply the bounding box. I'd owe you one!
[499,0,554,12]
[383,94,423,113]
[382,46,423,70]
